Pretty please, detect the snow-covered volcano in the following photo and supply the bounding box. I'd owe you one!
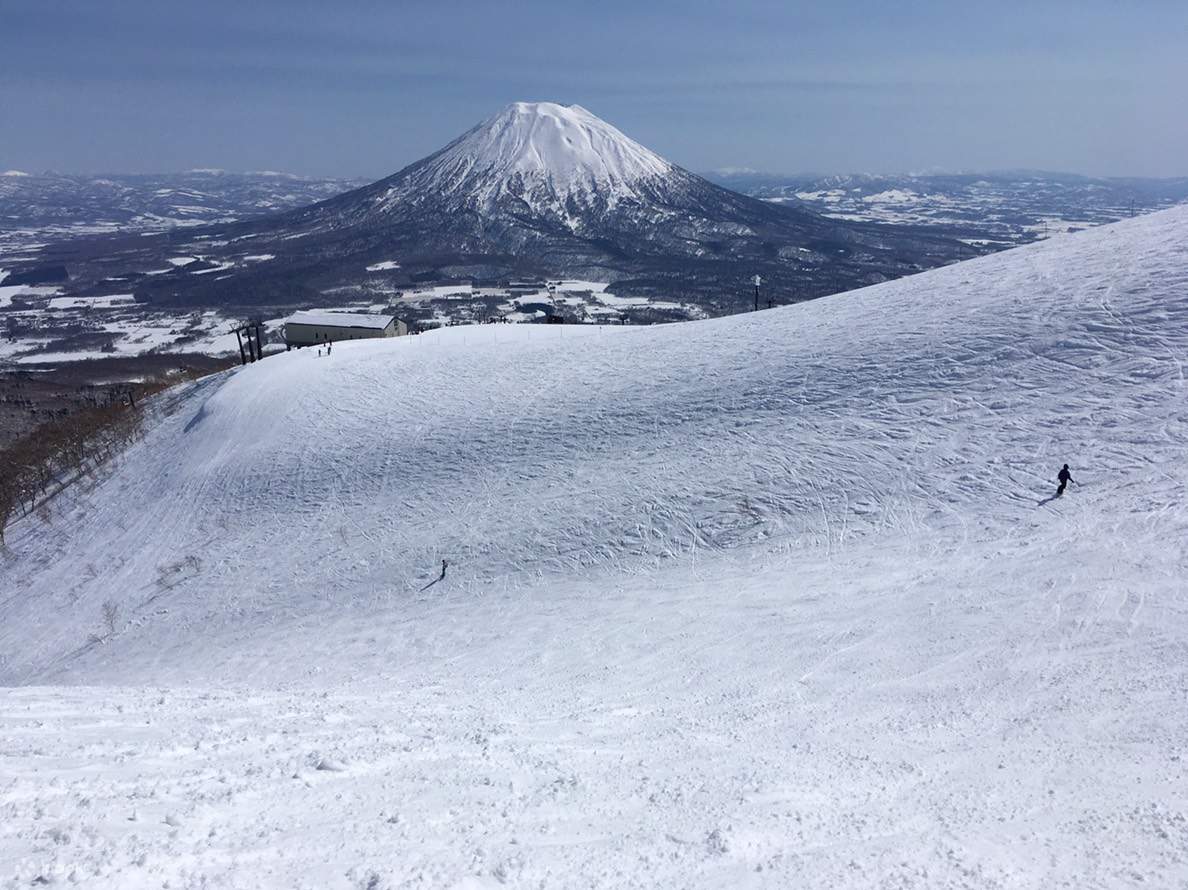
[351,101,688,229]
[3,208,1188,885]
[389,101,673,208]
[33,101,969,312]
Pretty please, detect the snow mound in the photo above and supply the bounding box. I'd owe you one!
[4,205,1187,688]
[365,259,400,272]
[3,208,1188,886]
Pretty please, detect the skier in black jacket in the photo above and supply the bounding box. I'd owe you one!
[419,560,449,592]
[1056,464,1074,496]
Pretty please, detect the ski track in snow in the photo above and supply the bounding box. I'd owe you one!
[2,208,1188,887]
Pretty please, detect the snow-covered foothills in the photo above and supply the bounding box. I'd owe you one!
[3,207,1188,887]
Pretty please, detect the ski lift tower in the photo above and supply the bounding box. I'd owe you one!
[752,274,762,312]
[232,319,264,365]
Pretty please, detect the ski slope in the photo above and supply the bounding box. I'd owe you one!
[2,207,1188,888]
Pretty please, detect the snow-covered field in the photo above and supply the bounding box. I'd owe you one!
[0,284,60,310]
[2,208,1188,887]
[0,274,691,366]
[368,279,705,326]
[0,281,282,363]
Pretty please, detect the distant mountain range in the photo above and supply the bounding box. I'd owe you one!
[3,103,969,318]
[704,169,1188,244]
[0,168,366,235]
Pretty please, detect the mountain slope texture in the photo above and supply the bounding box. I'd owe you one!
[2,207,1187,887]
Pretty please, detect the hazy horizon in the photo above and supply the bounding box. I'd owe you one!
[5,163,1188,184]
[3,1,1186,180]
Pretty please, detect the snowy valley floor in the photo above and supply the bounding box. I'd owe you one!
[3,208,1188,888]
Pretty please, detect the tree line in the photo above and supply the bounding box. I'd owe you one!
[0,400,145,543]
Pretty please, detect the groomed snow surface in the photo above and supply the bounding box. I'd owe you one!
[3,207,1188,887]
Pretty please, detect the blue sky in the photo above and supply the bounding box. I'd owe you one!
[2,0,1185,177]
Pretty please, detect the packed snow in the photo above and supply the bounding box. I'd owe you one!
[3,208,1188,887]
[285,310,395,329]
[190,260,236,275]
[551,280,610,293]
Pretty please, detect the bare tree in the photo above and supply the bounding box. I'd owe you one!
[101,599,120,637]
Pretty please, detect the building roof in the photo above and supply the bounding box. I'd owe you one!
[285,310,395,330]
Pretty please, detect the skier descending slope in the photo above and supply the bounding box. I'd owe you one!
[419,560,448,591]
[1056,464,1075,496]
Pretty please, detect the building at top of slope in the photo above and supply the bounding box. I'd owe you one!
[283,310,408,346]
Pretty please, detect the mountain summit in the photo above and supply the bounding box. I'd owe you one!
[38,101,970,314]
[414,102,672,198]
[364,101,676,222]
